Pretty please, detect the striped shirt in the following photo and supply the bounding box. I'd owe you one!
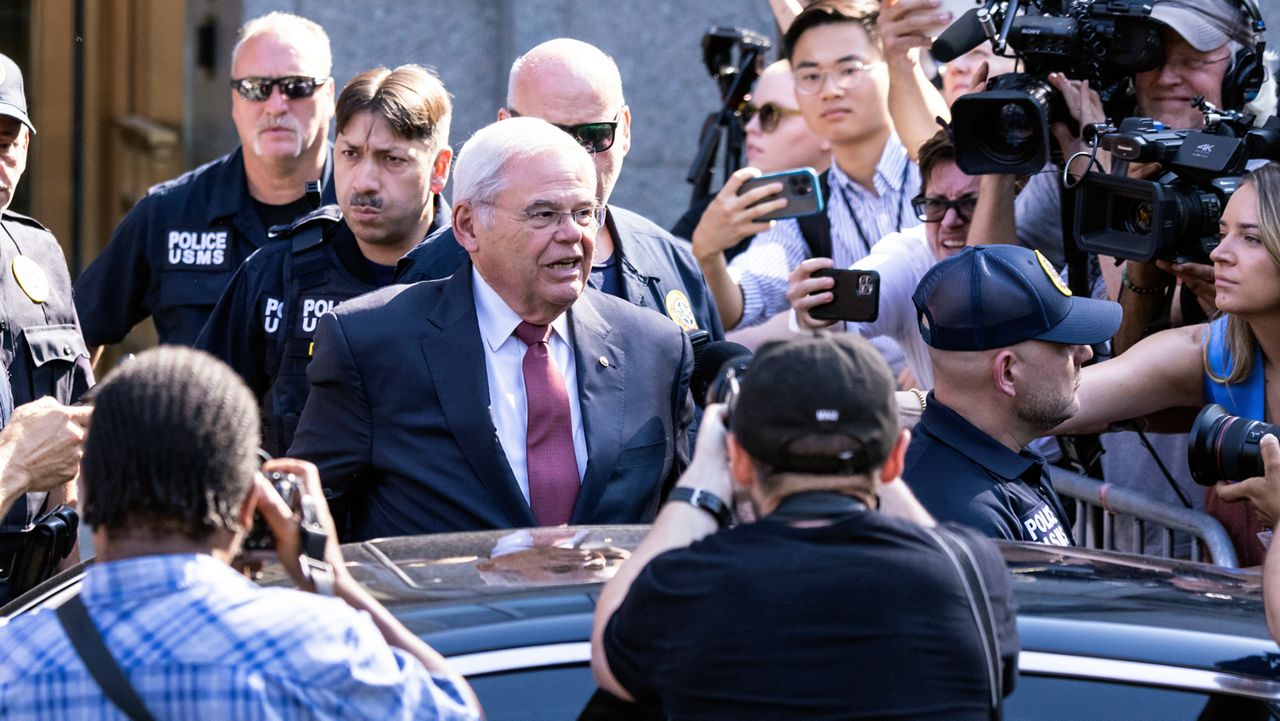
[0,553,480,721]
[729,134,922,328]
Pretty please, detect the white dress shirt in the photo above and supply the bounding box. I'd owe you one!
[472,268,589,504]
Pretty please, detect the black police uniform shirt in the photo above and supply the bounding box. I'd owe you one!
[195,196,449,457]
[603,511,1019,721]
[0,209,93,529]
[74,147,336,348]
[904,394,1075,546]
[396,205,726,341]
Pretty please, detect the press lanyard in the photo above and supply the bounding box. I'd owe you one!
[838,160,910,256]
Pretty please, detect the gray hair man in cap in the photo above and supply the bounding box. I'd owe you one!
[903,245,1122,545]
[592,334,1019,720]
[0,52,94,600]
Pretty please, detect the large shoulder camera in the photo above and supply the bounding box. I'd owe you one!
[1074,108,1280,262]
[946,0,1160,174]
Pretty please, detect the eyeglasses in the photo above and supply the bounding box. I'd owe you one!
[507,107,621,154]
[1161,53,1233,75]
[912,195,978,223]
[793,60,883,96]
[481,201,606,231]
[742,101,802,133]
[229,76,329,102]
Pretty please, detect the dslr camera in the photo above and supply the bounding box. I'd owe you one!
[1074,108,1280,262]
[945,0,1162,174]
[241,470,302,552]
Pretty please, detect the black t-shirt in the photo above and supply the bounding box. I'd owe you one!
[253,196,315,235]
[603,512,1020,721]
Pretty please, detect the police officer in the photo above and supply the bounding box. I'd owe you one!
[397,38,724,341]
[0,52,94,593]
[74,12,337,354]
[197,65,453,456]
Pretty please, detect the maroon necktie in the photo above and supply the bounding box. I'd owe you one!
[514,321,580,525]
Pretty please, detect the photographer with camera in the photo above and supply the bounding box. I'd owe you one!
[592,334,1018,720]
[1056,163,1280,565]
[0,347,481,720]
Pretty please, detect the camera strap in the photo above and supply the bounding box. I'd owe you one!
[56,594,157,721]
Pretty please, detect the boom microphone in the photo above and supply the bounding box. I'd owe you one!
[931,8,987,63]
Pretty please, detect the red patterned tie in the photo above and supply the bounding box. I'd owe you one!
[514,321,580,525]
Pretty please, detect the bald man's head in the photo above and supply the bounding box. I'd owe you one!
[503,38,631,203]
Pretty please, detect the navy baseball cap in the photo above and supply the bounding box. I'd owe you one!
[913,245,1121,351]
[0,53,34,134]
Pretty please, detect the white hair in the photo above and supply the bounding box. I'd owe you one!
[231,12,332,77]
[452,117,595,212]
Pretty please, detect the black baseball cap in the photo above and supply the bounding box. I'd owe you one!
[913,245,1121,351]
[733,334,898,474]
[0,53,34,134]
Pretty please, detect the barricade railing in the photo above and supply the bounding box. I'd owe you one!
[1047,466,1239,568]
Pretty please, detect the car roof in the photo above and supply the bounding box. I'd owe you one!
[7,525,1277,680]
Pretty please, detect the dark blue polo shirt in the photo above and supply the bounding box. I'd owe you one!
[904,394,1074,546]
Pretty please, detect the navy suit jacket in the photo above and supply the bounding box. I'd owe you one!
[289,263,694,540]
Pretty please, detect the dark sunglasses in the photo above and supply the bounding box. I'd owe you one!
[741,101,802,133]
[507,107,621,154]
[912,195,978,223]
[229,76,329,102]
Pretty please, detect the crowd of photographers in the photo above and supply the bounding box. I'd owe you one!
[2,0,1280,717]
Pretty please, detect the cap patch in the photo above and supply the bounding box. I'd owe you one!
[1036,250,1071,297]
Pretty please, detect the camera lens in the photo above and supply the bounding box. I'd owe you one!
[1119,198,1155,235]
[1187,403,1280,485]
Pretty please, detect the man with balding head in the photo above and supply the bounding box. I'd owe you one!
[398,38,722,341]
[292,117,693,540]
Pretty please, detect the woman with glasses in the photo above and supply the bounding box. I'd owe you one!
[787,130,983,389]
[675,60,830,265]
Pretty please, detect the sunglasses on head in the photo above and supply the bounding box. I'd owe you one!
[230,76,329,102]
[741,101,801,133]
[507,107,621,154]
[912,194,979,223]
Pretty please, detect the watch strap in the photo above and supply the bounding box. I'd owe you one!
[667,487,732,527]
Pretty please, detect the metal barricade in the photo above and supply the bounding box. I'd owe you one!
[1048,466,1239,568]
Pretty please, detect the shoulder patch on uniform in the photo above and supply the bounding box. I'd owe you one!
[0,209,49,231]
[1035,250,1071,297]
[269,204,342,239]
[664,290,698,331]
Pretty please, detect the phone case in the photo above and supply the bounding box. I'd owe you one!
[738,166,825,221]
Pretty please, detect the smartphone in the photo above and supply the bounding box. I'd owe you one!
[809,269,880,323]
[737,167,825,221]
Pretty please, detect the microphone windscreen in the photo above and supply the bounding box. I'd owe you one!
[931,8,986,63]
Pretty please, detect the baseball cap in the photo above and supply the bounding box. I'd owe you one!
[1150,0,1253,53]
[0,53,34,134]
[913,245,1121,351]
[733,334,898,474]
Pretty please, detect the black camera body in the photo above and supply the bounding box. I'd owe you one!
[949,0,1160,174]
[1074,112,1280,262]
[242,471,301,552]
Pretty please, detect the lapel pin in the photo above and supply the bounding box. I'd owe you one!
[598,356,609,368]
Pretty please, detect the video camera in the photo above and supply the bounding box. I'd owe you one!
[941,0,1164,174]
[1074,105,1280,262]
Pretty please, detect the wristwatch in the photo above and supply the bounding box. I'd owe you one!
[667,487,732,527]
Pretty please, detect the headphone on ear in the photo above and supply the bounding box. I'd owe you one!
[1220,0,1267,110]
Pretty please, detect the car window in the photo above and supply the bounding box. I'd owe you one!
[1008,674,1280,720]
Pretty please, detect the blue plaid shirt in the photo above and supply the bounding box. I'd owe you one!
[0,553,479,720]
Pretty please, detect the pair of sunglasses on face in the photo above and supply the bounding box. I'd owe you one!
[507,107,621,154]
[230,76,329,102]
[740,101,801,133]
